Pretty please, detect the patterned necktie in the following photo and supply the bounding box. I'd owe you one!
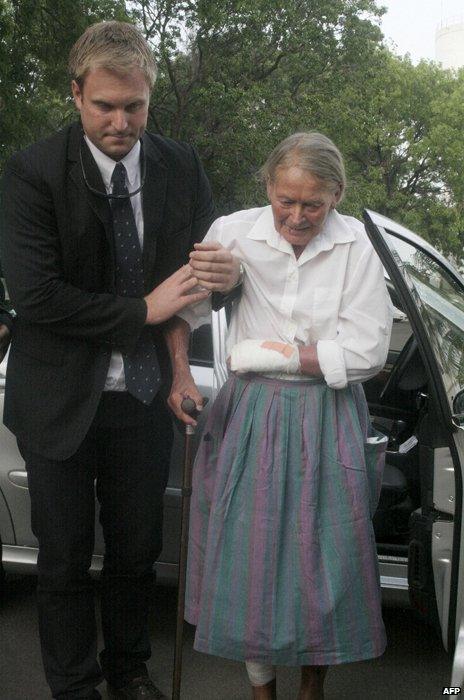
[110,161,160,404]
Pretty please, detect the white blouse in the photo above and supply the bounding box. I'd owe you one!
[179,206,393,389]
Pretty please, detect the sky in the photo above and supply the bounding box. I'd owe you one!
[376,0,464,62]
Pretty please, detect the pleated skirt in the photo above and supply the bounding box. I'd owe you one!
[185,373,387,666]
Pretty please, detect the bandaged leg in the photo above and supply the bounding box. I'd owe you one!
[245,661,277,686]
[230,339,300,374]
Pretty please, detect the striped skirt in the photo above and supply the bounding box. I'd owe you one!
[185,373,387,666]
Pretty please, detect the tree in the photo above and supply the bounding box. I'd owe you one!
[133,1,463,263]
[0,0,126,170]
[130,0,384,211]
[326,52,463,262]
[427,71,464,263]
[0,0,462,264]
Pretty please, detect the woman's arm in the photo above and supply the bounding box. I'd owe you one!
[298,344,322,377]
[314,244,393,388]
[230,242,391,385]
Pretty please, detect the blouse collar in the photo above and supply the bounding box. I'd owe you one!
[247,206,356,264]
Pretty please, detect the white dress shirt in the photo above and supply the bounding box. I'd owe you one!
[179,206,393,389]
[85,136,143,391]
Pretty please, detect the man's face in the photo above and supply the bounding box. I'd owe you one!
[267,166,340,255]
[72,67,150,160]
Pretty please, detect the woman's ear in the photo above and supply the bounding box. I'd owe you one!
[266,177,273,201]
[332,185,342,207]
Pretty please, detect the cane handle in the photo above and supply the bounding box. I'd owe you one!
[181,396,209,421]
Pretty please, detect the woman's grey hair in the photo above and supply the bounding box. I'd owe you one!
[68,20,157,91]
[259,132,346,200]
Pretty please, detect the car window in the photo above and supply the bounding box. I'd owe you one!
[188,324,213,366]
[385,276,412,353]
[385,232,464,402]
[389,315,412,353]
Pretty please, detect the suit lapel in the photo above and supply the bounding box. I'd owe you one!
[67,125,114,253]
[66,126,167,290]
[141,133,167,290]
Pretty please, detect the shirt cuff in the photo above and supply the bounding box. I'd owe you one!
[176,297,212,330]
[316,339,348,389]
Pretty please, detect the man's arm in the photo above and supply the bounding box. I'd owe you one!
[1,154,146,353]
[1,153,208,354]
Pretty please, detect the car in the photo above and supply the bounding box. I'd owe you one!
[1,209,464,687]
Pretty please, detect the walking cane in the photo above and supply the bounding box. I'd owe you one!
[172,396,205,700]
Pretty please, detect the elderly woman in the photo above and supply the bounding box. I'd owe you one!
[176,132,392,699]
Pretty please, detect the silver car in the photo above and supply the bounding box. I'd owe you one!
[1,209,464,687]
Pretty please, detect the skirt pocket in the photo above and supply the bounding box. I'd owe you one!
[364,429,388,517]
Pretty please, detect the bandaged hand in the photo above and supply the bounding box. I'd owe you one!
[229,339,300,374]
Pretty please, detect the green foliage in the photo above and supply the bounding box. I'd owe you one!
[0,0,126,168]
[0,0,463,264]
[139,0,385,211]
[335,52,464,262]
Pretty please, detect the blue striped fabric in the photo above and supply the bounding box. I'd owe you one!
[185,374,387,666]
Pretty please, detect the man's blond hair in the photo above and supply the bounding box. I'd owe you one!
[68,20,157,90]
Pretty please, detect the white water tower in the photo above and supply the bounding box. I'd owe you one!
[436,16,464,69]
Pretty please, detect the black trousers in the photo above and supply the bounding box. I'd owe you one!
[20,392,173,699]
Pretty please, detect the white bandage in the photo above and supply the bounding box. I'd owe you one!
[245,661,276,686]
[230,339,300,374]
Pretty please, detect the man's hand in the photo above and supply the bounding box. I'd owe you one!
[0,323,11,363]
[189,241,241,293]
[167,367,205,426]
[144,265,210,325]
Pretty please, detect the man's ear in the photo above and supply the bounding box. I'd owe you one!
[71,80,83,110]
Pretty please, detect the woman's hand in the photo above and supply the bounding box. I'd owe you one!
[189,241,241,293]
[167,367,205,426]
[230,339,300,374]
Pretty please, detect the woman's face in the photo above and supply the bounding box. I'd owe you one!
[267,166,341,253]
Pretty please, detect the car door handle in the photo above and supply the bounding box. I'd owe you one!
[8,470,29,489]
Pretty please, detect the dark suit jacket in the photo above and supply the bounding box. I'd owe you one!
[0,278,12,330]
[0,122,215,460]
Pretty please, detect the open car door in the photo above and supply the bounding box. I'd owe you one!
[363,209,464,687]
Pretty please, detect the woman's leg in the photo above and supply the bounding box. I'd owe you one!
[298,665,327,700]
[245,662,277,699]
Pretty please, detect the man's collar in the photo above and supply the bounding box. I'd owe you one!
[84,135,141,190]
[247,206,356,263]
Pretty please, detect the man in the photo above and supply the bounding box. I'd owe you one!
[0,21,239,700]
